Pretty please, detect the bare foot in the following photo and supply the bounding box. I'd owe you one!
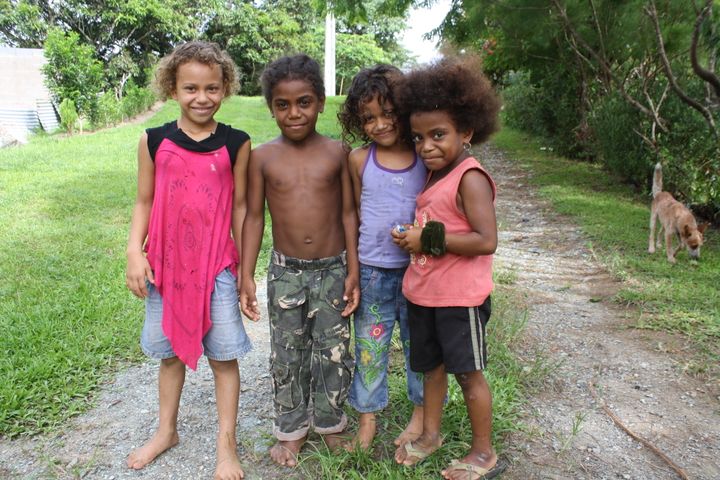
[322,430,353,452]
[215,432,244,480]
[394,405,424,446]
[126,430,179,469]
[394,433,442,466]
[344,413,376,452]
[269,437,306,467]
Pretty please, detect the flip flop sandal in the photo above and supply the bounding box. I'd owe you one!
[444,458,508,479]
[398,440,437,467]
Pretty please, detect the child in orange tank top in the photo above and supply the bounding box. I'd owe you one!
[391,58,507,480]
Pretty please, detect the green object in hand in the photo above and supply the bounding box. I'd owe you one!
[420,221,446,256]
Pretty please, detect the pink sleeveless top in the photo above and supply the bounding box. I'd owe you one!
[144,122,249,369]
[403,157,496,307]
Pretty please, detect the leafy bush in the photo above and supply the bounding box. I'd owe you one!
[501,68,587,158]
[86,82,156,130]
[42,28,104,123]
[121,81,156,119]
[589,81,719,217]
[93,92,123,129]
[58,98,78,134]
[588,91,651,188]
[660,88,720,217]
[501,70,544,136]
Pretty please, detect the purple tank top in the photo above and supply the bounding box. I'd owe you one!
[358,143,427,268]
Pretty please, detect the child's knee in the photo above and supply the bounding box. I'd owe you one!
[455,370,485,391]
[161,356,184,368]
[208,358,238,373]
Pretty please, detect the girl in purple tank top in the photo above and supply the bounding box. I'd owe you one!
[338,65,427,451]
[125,41,251,479]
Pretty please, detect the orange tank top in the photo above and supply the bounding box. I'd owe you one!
[402,157,496,307]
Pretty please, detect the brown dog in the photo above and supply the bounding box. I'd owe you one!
[648,163,708,263]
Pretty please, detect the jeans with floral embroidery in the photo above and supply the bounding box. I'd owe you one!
[349,264,424,412]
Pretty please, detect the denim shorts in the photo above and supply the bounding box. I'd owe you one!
[141,268,252,362]
[348,264,424,413]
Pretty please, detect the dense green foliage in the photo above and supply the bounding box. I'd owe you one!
[4,0,413,124]
[58,98,79,134]
[1,0,211,88]
[440,0,720,218]
[41,28,104,122]
[203,0,409,95]
[203,3,319,96]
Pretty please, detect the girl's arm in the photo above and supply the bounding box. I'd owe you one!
[239,148,265,321]
[347,147,365,221]
[340,145,360,317]
[231,139,252,291]
[393,169,497,256]
[126,133,155,298]
[447,169,497,256]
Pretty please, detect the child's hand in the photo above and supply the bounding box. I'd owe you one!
[391,226,422,254]
[239,279,261,321]
[341,275,360,317]
[126,251,154,298]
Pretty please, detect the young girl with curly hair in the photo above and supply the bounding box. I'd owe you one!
[125,41,251,480]
[337,65,426,451]
[391,57,506,480]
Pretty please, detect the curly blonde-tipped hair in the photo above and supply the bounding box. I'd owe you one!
[153,41,240,100]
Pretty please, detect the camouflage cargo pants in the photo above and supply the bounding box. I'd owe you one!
[267,250,354,441]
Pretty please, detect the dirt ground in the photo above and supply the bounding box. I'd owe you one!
[1,143,718,479]
[483,144,720,480]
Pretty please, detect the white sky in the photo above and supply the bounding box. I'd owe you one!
[399,0,452,64]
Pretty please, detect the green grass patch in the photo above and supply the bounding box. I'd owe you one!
[493,127,720,372]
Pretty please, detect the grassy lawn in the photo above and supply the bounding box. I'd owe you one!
[0,95,532,480]
[494,127,720,373]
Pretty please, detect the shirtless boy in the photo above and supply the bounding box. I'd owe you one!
[239,54,360,468]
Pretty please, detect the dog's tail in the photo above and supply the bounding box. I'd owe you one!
[652,162,663,198]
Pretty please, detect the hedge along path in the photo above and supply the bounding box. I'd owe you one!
[481,143,719,480]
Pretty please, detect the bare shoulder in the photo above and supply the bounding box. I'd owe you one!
[251,137,283,161]
[460,168,494,198]
[348,144,369,168]
[317,135,345,156]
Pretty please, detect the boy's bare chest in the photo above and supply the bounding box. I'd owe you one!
[264,157,340,193]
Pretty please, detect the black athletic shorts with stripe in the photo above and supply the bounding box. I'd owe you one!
[407,296,491,374]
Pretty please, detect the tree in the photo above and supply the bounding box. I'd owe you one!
[335,0,412,67]
[1,0,212,87]
[204,0,407,96]
[42,27,104,122]
[437,0,720,210]
[335,32,392,93]
[203,3,319,95]
[316,0,415,94]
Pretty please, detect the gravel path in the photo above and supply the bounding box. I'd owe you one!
[1,143,718,479]
[480,144,720,480]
